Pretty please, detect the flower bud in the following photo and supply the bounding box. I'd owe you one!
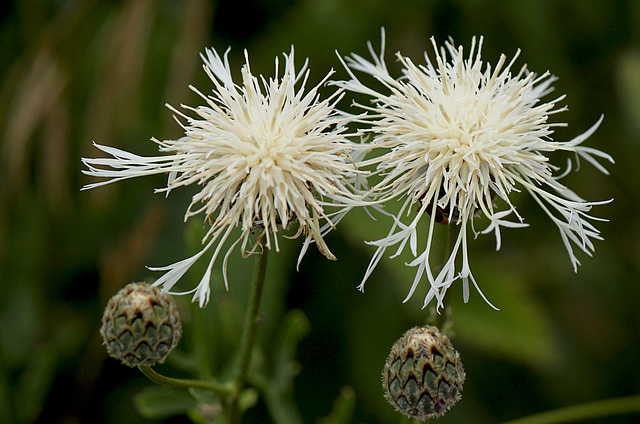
[101,283,182,367]
[382,326,465,420]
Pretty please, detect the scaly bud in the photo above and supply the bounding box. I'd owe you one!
[382,326,465,420]
[101,283,182,367]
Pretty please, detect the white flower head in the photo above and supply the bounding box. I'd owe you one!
[338,30,614,310]
[83,47,364,306]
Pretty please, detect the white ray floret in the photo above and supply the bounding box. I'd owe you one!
[83,47,365,306]
[337,30,614,309]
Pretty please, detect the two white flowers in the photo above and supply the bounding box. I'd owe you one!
[82,31,613,309]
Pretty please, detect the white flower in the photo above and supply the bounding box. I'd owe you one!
[82,47,364,306]
[337,30,614,309]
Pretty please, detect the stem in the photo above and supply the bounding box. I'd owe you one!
[445,221,456,260]
[229,249,269,422]
[498,394,640,424]
[431,224,459,330]
[138,365,234,396]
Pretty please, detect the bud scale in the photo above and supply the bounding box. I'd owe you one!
[101,282,182,367]
[382,326,465,420]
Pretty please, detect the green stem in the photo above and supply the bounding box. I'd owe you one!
[138,365,234,396]
[498,394,640,424]
[431,224,459,330]
[445,220,456,261]
[229,249,269,423]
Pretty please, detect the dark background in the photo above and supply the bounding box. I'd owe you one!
[1,0,639,423]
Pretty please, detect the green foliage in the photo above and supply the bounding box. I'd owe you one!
[135,386,199,420]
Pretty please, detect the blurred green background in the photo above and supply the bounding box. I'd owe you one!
[1,0,639,423]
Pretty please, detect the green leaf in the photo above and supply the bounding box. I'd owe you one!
[318,386,357,424]
[342,207,559,369]
[448,261,560,369]
[257,309,311,424]
[238,387,260,412]
[14,344,58,424]
[271,309,310,388]
[134,386,199,419]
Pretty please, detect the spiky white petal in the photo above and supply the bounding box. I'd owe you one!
[338,30,614,309]
[83,47,364,306]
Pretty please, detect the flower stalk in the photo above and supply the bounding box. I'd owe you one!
[137,365,234,397]
[229,249,269,423]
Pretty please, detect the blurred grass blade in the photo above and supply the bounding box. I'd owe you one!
[15,345,58,424]
[499,394,640,424]
[318,386,356,424]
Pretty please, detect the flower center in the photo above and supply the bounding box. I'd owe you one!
[246,135,289,169]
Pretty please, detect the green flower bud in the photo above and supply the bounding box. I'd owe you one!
[382,326,465,421]
[101,283,182,367]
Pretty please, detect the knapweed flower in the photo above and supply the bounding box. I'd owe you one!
[337,31,613,309]
[82,48,364,306]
